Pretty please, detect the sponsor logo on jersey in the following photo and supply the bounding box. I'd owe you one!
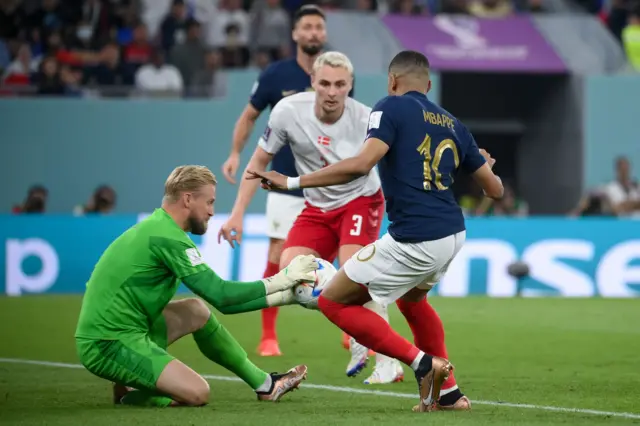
[185,248,205,266]
[281,90,297,97]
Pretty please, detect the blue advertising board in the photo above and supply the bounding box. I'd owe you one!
[1,215,639,298]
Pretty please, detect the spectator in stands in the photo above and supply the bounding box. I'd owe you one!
[390,0,426,14]
[113,0,143,32]
[0,0,27,40]
[35,55,64,94]
[45,30,86,66]
[160,0,189,52]
[12,185,48,214]
[622,4,640,71]
[169,18,206,90]
[210,0,250,67]
[312,0,340,9]
[28,0,75,37]
[124,22,152,72]
[60,63,84,97]
[570,156,640,217]
[0,39,10,73]
[219,22,250,67]
[469,0,514,17]
[569,191,610,216]
[85,42,134,95]
[74,185,117,215]
[189,48,227,98]
[29,27,45,58]
[353,0,378,12]
[607,0,631,42]
[474,183,529,216]
[253,47,272,69]
[78,0,115,48]
[527,0,546,12]
[441,0,470,13]
[135,48,183,97]
[249,0,291,62]
[2,42,39,86]
[602,156,640,217]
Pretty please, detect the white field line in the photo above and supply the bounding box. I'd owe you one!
[1,357,639,420]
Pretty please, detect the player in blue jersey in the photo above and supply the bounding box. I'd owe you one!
[247,50,504,412]
[220,5,354,357]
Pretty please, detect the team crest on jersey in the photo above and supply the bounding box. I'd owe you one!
[317,136,331,146]
[281,90,296,97]
[185,248,204,266]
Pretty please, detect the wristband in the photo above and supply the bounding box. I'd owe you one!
[287,177,301,190]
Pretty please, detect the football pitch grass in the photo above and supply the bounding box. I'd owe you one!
[1,296,639,425]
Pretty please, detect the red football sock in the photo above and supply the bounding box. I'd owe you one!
[396,297,457,389]
[318,296,420,365]
[260,261,281,341]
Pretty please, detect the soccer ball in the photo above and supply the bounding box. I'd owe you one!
[294,258,337,310]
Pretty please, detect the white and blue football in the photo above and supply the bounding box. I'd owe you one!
[294,258,337,310]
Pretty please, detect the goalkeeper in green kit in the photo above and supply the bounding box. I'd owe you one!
[75,165,317,407]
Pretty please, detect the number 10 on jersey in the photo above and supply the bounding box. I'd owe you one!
[417,133,460,191]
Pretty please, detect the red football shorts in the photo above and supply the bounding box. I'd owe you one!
[283,190,385,262]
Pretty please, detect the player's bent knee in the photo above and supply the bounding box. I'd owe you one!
[183,380,210,406]
[157,360,211,406]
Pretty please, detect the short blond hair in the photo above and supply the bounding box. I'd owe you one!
[164,165,217,202]
[312,51,354,75]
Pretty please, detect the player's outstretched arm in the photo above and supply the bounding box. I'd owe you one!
[249,138,389,191]
[299,138,388,189]
[182,255,318,315]
[472,162,504,200]
[233,147,274,215]
[218,146,274,247]
[222,104,261,184]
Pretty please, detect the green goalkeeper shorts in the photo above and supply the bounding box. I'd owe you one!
[76,315,174,391]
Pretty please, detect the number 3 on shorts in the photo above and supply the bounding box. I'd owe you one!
[350,214,363,236]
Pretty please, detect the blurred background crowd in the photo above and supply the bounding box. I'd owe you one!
[1,0,639,99]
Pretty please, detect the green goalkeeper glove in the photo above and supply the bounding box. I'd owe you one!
[261,254,318,295]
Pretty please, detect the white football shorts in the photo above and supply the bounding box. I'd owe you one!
[265,192,306,240]
[343,231,466,305]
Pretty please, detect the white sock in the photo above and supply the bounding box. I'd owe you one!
[410,351,426,371]
[256,374,273,393]
[265,289,295,307]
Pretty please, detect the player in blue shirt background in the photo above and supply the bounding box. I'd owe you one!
[220,6,354,357]
[248,50,504,412]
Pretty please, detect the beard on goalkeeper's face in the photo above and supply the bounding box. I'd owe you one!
[187,213,209,235]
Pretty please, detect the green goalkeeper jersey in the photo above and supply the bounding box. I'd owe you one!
[75,208,210,339]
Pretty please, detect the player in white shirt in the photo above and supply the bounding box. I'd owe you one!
[219,52,404,384]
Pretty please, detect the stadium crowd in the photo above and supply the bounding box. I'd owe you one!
[0,0,638,98]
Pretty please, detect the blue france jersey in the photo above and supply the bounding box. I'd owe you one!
[250,58,355,197]
[366,91,486,242]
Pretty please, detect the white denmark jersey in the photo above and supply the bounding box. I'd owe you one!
[259,92,381,211]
